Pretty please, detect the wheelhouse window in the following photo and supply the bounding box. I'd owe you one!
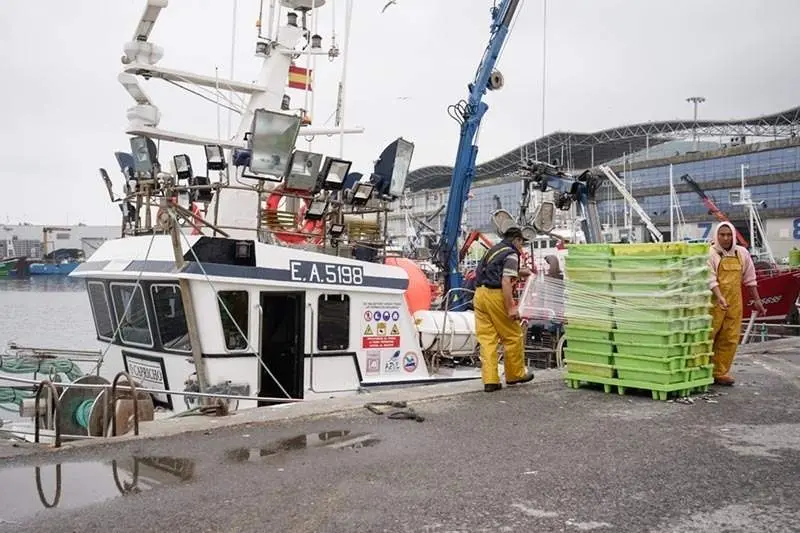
[218,290,249,351]
[87,281,114,340]
[110,283,153,347]
[317,294,349,351]
[151,284,191,352]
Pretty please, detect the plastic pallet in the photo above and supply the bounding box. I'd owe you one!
[564,372,714,401]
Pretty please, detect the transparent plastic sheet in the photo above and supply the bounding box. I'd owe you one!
[518,242,714,331]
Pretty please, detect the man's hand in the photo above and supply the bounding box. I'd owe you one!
[507,305,520,320]
[754,299,767,316]
[717,296,729,311]
[519,267,532,279]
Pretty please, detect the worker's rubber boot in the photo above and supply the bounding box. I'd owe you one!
[506,372,535,385]
[714,375,735,386]
[484,383,502,392]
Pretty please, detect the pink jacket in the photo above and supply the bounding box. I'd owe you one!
[707,221,757,290]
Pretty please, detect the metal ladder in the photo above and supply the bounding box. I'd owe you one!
[598,165,663,242]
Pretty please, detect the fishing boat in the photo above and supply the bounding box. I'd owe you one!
[0,0,532,443]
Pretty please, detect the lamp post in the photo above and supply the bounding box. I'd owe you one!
[686,96,706,151]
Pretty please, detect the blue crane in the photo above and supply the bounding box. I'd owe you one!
[435,0,522,305]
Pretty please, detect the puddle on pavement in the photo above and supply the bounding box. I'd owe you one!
[0,456,194,524]
[226,430,381,462]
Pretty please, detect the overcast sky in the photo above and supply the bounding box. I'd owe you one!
[1,0,799,225]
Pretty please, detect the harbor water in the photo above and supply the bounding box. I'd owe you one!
[0,277,97,426]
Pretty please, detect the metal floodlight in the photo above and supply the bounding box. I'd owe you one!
[173,154,193,180]
[129,136,158,175]
[284,150,323,191]
[248,108,302,177]
[114,151,135,180]
[371,137,415,199]
[204,145,226,171]
[188,176,214,203]
[329,223,346,238]
[532,201,556,233]
[351,182,374,206]
[304,199,328,221]
[319,157,352,190]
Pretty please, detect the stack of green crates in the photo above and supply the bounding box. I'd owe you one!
[562,241,715,400]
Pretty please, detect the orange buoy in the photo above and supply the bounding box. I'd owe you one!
[385,257,432,314]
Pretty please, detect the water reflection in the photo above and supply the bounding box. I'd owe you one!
[0,456,195,523]
[226,430,381,462]
[0,277,85,293]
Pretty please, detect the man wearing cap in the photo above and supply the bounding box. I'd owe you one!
[473,226,535,392]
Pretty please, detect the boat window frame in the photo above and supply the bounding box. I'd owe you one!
[109,281,155,349]
[150,283,192,354]
[317,294,350,352]
[217,289,250,352]
[86,280,115,341]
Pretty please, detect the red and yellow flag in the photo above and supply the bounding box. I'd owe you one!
[288,65,312,91]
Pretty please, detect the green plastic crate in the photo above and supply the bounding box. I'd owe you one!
[564,337,614,355]
[684,328,712,343]
[685,353,711,368]
[563,347,614,366]
[609,256,684,269]
[567,317,615,329]
[614,305,685,321]
[688,364,713,381]
[613,317,691,332]
[565,360,616,378]
[614,341,688,358]
[688,340,713,355]
[610,280,685,295]
[565,267,613,282]
[613,328,684,345]
[685,304,712,317]
[614,353,687,372]
[610,268,684,283]
[685,242,710,256]
[566,243,612,256]
[611,242,688,257]
[688,316,713,330]
[565,256,610,269]
[615,366,690,385]
[564,325,612,341]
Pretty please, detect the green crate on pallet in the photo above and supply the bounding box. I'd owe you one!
[566,243,612,256]
[614,304,685,321]
[688,316,713,330]
[565,256,610,269]
[564,267,613,282]
[685,353,711,368]
[688,364,713,381]
[614,341,688,358]
[613,328,683,345]
[565,360,616,378]
[610,280,685,295]
[565,372,714,401]
[685,304,712,317]
[564,325,612,340]
[611,242,688,257]
[685,242,710,256]
[615,366,691,385]
[613,317,691,332]
[567,317,615,329]
[563,347,614,366]
[684,292,712,306]
[564,337,614,355]
[688,340,713,355]
[611,267,684,283]
[684,328,712,343]
[614,353,687,372]
[609,256,684,269]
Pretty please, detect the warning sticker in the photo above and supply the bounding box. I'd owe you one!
[362,301,402,349]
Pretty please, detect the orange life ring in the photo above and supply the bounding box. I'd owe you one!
[264,186,324,245]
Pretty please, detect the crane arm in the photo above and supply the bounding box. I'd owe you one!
[680,173,749,247]
[435,0,521,299]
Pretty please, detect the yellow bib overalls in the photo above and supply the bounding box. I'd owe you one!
[710,252,743,379]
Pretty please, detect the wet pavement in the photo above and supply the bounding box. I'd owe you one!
[0,340,799,533]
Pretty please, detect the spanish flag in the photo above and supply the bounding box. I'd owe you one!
[288,65,312,91]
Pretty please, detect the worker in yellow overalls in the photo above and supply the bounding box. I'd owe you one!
[473,226,534,392]
[708,221,766,385]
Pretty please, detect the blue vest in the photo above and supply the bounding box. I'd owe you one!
[475,240,518,289]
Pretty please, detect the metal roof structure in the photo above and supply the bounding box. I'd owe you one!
[406,105,800,191]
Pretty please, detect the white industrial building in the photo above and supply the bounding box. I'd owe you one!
[0,224,121,260]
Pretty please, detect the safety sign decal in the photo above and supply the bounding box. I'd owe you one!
[362,301,402,349]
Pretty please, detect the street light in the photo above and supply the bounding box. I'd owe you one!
[686,96,706,151]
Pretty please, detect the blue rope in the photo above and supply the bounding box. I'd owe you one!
[74,399,95,429]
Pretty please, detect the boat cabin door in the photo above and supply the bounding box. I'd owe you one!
[258,291,305,405]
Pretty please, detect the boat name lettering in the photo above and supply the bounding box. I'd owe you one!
[289,260,364,286]
[750,295,781,306]
[128,361,164,385]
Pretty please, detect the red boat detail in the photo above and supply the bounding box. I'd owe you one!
[746,267,800,321]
